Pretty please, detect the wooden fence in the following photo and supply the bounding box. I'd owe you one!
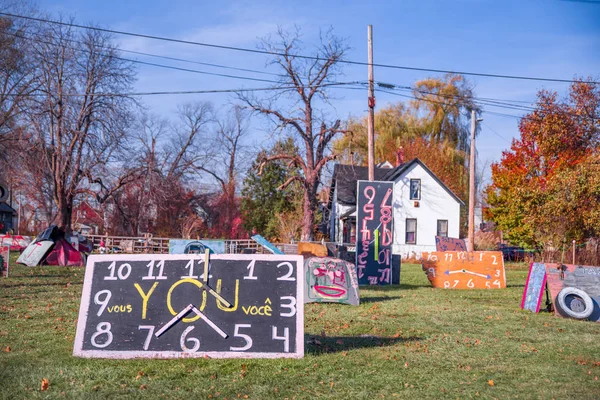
[85,235,312,255]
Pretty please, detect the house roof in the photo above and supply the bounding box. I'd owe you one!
[0,202,16,215]
[328,158,465,208]
[328,164,393,207]
[383,158,465,206]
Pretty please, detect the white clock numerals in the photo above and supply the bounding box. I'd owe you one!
[272,326,290,353]
[276,262,295,281]
[139,325,155,350]
[94,289,111,316]
[91,322,113,348]
[230,324,253,351]
[279,296,297,317]
[104,261,131,280]
[244,260,258,280]
[143,260,167,280]
[180,326,201,353]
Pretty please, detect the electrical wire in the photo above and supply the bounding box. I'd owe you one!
[3,30,280,84]
[1,82,366,97]
[1,11,597,85]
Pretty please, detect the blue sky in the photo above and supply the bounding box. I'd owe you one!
[37,0,600,181]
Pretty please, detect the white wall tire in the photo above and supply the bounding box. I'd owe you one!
[556,287,594,320]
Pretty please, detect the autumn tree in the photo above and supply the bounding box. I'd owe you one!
[486,80,600,248]
[23,18,136,233]
[240,138,301,241]
[334,74,476,203]
[241,28,348,241]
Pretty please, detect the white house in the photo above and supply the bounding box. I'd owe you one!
[328,158,464,259]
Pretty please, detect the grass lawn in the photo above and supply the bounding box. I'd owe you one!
[1,254,599,399]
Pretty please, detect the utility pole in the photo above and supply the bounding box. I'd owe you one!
[468,109,477,252]
[367,25,375,181]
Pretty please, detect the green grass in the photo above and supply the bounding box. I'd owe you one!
[1,254,599,399]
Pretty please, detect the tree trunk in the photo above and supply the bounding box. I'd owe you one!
[57,198,73,234]
[301,179,318,241]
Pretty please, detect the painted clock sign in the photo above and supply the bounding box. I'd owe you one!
[422,251,506,289]
[74,254,304,358]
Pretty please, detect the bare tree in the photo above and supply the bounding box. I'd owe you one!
[24,17,136,232]
[0,8,37,153]
[192,104,251,236]
[240,28,348,241]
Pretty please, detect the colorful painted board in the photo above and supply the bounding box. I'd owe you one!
[304,257,359,305]
[168,239,225,254]
[521,262,547,312]
[435,236,467,252]
[16,240,54,267]
[422,251,506,289]
[545,263,600,322]
[74,254,304,358]
[356,180,394,285]
[0,245,8,277]
[251,235,284,255]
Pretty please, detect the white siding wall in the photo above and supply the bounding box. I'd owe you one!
[391,163,461,259]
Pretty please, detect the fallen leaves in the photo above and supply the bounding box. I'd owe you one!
[41,378,49,391]
[487,380,495,387]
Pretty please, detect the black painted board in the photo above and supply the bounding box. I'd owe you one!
[356,180,394,285]
[339,249,401,285]
[74,254,304,358]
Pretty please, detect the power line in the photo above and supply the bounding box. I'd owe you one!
[1,11,597,85]
[4,30,280,84]
[481,121,512,144]
[1,82,365,98]
[8,27,281,77]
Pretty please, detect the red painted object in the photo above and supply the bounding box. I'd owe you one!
[0,235,31,252]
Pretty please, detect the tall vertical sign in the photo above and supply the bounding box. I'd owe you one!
[356,181,394,285]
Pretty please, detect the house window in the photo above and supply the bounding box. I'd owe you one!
[406,218,417,244]
[409,179,421,200]
[437,220,448,237]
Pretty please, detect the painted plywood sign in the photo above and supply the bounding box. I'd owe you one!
[356,180,394,285]
[298,242,328,258]
[545,263,600,323]
[169,239,225,254]
[74,254,304,358]
[304,257,359,306]
[422,251,506,289]
[251,235,283,255]
[435,236,467,252]
[0,245,8,277]
[521,262,547,312]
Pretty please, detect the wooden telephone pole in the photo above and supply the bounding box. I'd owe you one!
[467,109,477,252]
[367,25,375,181]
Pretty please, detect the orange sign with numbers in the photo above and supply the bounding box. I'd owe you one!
[422,251,506,289]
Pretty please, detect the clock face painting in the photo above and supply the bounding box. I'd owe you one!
[422,251,506,289]
[73,254,304,359]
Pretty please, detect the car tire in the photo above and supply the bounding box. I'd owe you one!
[556,287,594,320]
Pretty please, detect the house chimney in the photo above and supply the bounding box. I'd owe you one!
[395,147,405,167]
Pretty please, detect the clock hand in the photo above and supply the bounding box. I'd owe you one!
[445,269,491,279]
[190,305,228,339]
[155,304,194,337]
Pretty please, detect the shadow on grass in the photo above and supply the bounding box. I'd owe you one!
[507,284,526,288]
[0,281,73,289]
[360,283,430,292]
[305,335,421,355]
[360,296,403,303]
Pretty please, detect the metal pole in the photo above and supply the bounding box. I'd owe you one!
[468,109,476,252]
[572,239,576,264]
[367,25,375,181]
